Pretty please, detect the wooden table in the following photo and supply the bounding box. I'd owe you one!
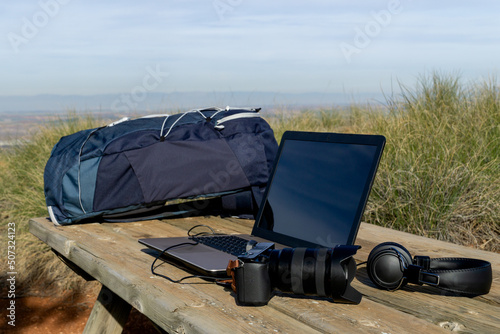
[29,216,499,334]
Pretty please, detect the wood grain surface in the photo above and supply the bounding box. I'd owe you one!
[29,216,499,334]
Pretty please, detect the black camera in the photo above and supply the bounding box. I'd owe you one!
[226,242,362,306]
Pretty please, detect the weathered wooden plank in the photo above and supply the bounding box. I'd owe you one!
[83,285,132,334]
[59,219,444,333]
[130,218,500,333]
[165,217,500,296]
[356,223,500,265]
[28,218,325,333]
[94,218,500,333]
[352,274,499,334]
[123,216,500,300]
[354,223,500,303]
[34,219,438,333]
[29,217,499,333]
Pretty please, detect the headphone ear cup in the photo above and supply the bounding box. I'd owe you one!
[367,242,412,290]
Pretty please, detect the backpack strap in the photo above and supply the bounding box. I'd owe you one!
[102,187,262,223]
[101,203,206,223]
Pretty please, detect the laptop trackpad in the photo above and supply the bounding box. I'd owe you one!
[167,243,237,274]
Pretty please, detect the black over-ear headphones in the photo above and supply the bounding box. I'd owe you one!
[367,242,492,295]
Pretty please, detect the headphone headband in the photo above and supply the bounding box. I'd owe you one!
[367,242,492,296]
[406,257,492,295]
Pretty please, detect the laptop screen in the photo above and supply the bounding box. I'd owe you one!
[252,131,385,248]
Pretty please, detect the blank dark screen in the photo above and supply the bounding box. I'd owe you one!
[257,139,378,247]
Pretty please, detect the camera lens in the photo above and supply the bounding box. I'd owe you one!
[267,246,358,299]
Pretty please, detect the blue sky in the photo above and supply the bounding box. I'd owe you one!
[1,0,499,110]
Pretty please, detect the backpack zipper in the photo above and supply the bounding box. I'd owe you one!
[215,112,261,129]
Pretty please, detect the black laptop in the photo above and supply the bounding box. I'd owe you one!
[139,130,385,276]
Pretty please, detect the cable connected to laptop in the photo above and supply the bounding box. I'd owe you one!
[149,224,492,307]
[150,225,230,284]
[149,224,362,306]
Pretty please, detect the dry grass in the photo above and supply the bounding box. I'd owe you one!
[0,73,498,296]
[0,114,108,295]
[268,73,499,251]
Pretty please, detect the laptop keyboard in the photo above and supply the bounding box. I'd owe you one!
[190,235,248,256]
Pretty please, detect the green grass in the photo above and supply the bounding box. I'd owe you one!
[269,73,499,249]
[0,114,106,293]
[1,73,498,295]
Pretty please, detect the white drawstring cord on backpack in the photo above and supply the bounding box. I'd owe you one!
[209,108,226,120]
[159,115,170,138]
[160,109,208,140]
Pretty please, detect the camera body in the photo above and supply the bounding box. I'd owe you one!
[228,242,362,306]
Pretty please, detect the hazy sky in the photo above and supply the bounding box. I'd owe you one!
[2,1,499,105]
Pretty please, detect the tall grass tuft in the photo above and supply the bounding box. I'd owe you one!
[376,73,499,249]
[0,113,105,293]
[0,73,498,296]
[269,72,499,251]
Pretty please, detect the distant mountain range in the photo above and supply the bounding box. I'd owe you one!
[0,91,384,114]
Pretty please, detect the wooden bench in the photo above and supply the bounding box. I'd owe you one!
[29,216,499,333]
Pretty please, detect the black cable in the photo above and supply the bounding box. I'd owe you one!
[150,242,199,283]
[187,224,216,236]
[150,225,231,283]
[357,261,367,267]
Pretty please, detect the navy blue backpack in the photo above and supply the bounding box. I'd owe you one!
[44,107,278,225]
